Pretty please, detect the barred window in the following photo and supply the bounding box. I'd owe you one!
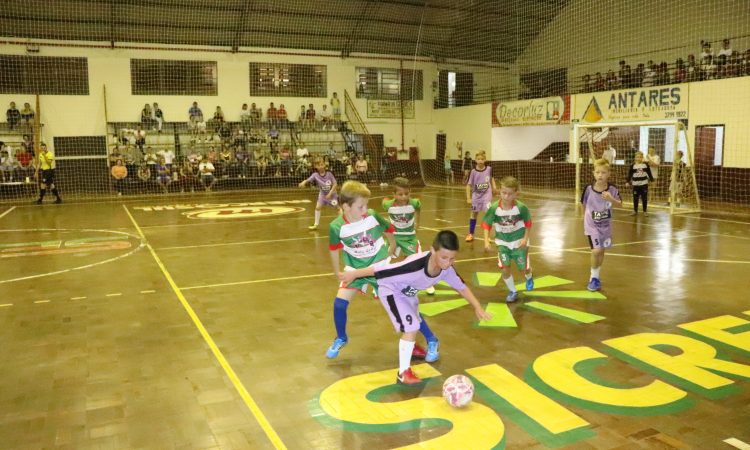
[356,67,423,100]
[131,59,217,96]
[249,63,326,97]
[0,55,89,95]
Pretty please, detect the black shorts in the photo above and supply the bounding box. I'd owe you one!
[41,169,55,185]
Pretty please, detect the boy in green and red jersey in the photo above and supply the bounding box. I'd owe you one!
[327,180,439,362]
[482,176,534,303]
[382,177,435,295]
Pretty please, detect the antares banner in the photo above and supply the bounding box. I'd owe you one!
[573,84,688,123]
[492,96,569,127]
[367,100,415,119]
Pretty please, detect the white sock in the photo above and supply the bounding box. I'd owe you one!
[590,267,600,280]
[314,209,321,226]
[503,275,515,292]
[399,339,415,374]
[525,272,533,280]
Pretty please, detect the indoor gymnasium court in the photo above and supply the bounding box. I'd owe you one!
[1,1,749,449]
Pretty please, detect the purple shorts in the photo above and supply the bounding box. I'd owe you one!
[379,289,421,333]
[587,230,613,249]
[471,199,491,213]
[318,191,338,207]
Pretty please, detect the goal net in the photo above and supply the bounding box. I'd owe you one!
[573,121,700,215]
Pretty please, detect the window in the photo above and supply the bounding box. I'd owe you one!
[0,56,89,95]
[356,68,423,100]
[131,59,217,95]
[249,63,326,97]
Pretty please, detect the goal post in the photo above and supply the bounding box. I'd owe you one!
[572,120,700,215]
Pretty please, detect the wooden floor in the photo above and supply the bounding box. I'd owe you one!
[1,187,749,449]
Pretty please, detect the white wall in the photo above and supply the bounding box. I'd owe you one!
[491,125,570,161]
[431,103,492,159]
[0,40,438,155]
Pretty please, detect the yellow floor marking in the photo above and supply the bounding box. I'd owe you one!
[34,300,51,304]
[0,206,16,219]
[123,205,287,450]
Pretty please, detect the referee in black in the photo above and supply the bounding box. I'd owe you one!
[35,143,62,204]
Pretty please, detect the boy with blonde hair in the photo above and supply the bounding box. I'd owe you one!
[581,159,622,291]
[482,176,533,302]
[465,150,496,241]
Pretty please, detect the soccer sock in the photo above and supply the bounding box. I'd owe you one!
[333,297,349,340]
[314,209,321,226]
[399,339,415,374]
[418,316,437,342]
[590,267,601,280]
[503,275,516,292]
[525,272,533,280]
[39,188,46,200]
[633,193,639,212]
[642,193,648,212]
[469,218,477,234]
[52,188,60,199]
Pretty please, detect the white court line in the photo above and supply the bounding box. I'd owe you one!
[34,300,51,304]
[158,235,327,251]
[724,438,750,450]
[70,296,87,300]
[0,206,16,220]
[564,248,750,265]
[105,292,122,297]
[140,290,156,294]
[0,303,12,308]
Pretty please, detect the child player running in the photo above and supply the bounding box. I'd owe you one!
[340,230,491,384]
[581,158,622,291]
[382,177,435,295]
[299,156,338,230]
[465,150,496,242]
[327,180,440,361]
[482,176,534,303]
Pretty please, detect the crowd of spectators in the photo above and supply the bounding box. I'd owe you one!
[579,39,750,93]
[107,92,373,194]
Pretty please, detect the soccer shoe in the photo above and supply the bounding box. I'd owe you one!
[425,339,440,363]
[587,278,601,292]
[465,234,474,242]
[425,286,436,295]
[325,337,348,359]
[308,224,318,230]
[525,277,534,291]
[506,291,519,303]
[643,212,649,216]
[397,367,422,385]
[411,343,427,359]
[54,198,62,204]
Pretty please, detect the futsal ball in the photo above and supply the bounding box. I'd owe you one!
[442,375,474,408]
[330,199,338,206]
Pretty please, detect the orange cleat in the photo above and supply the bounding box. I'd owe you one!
[465,234,474,242]
[411,344,426,359]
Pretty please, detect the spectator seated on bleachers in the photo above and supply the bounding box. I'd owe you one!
[155,158,172,192]
[111,159,128,196]
[178,160,200,193]
[198,159,216,191]
[240,103,251,132]
[20,103,34,130]
[6,102,21,131]
[249,103,262,129]
[306,103,316,131]
[208,106,225,137]
[267,102,278,129]
[277,104,289,130]
[320,104,332,130]
[22,134,34,155]
[153,102,164,133]
[16,147,34,182]
[140,103,156,130]
[188,101,205,135]
[235,145,249,178]
[217,145,233,179]
[296,154,311,175]
[279,147,293,176]
[1,145,20,182]
[355,154,369,183]
[157,146,175,170]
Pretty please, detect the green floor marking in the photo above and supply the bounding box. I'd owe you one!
[478,303,517,328]
[522,290,606,300]
[515,275,574,292]
[419,299,469,317]
[522,302,605,324]
[474,272,502,287]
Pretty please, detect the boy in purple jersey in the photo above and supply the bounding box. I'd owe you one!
[299,157,338,230]
[340,230,491,385]
[581,158,623,291]
[465,151,496,242]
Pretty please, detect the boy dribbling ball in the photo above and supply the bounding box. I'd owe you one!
[482,176,533,303]
[581,158,622,291]
[339,230,492,384]
[299,156,338,230]
[382,177,435,295]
